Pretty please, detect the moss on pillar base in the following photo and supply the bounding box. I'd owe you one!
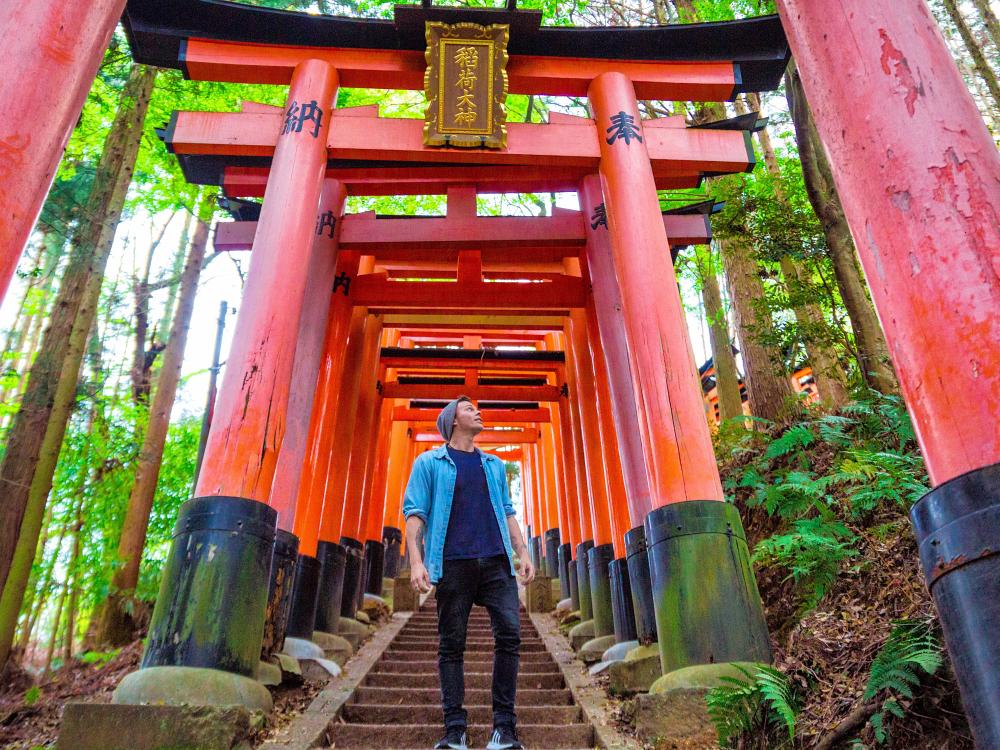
[114,666,273,712]
[646,501,771,676]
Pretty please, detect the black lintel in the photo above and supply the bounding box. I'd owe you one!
[408,400,541,410]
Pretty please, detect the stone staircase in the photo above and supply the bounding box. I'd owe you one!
[324,599,596,749]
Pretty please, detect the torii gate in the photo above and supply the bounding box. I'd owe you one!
[9,0,994,743]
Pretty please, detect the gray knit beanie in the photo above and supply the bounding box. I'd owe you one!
[437,396,471,442]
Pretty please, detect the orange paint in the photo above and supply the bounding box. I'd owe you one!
[588,72,724,507]
[196,59,339,502]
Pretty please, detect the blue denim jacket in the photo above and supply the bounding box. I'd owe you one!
[402,444,517,584]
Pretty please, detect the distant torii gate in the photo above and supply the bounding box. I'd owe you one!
[8,0,994,743]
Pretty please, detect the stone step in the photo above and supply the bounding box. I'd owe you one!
[342,704,583,725]
[325,723,594,749]
[364,672,565,689]
[390,639,547,651]
[352,686,574,706]
[372,660,562,675]
[383,650,553,663]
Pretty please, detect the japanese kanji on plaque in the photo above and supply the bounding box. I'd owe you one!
[424,21,509,149]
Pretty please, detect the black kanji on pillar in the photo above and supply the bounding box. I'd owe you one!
[316,210,337,238]
[332,271,351,296]
[282,100,324,138]
[605,111,642,146]
[590,203,608,230]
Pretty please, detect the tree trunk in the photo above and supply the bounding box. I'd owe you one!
[940,0,1000,112]
[694,246,744,423]
[156,212,193,342]
[93,212,208,646]
[736,96,850,408]
[785,62,899,394]
[971,0,1000,51]
[0,64,157,669]
[130,214,176,404]
[63,495,85,662]
[719,235,795,423]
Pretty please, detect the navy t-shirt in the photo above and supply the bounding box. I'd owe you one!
[443,446,505,560]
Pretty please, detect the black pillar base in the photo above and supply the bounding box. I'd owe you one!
[314,541,347,634]
[625,525,657,645]
[576,540,595,620]
[286,553,321,639]
[364,539,385,595]
[568,556,580,611]
[529,535,542,572]
[646,501,771,674]
[262,529,299,658]
[609,557,638,643]
[339,536,364,619]
[911,461,1000,749]
[557,542,572,601]
[544,529,561,579]
[142,496,277,677]
[587,543,615,637]
[382,526,402,579]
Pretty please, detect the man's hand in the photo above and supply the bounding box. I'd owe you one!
[516,554,535,585]
[410,561,433,593]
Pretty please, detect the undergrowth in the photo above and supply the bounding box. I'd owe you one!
[703,392,969,748]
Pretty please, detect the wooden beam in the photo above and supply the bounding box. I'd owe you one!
[382,314,565,330]
[183,39,736,101]
[351,273,585,311]
[214,212,710,253]
[222,164,700,196]
[414,428,539,444]
[381,382,562,401]
[393,407,551,423]
[167,108,753,172]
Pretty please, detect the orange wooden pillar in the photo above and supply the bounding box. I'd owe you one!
[588,72,770,678]
[139,59,339,688]
[0,1,125,301]
[545,407,575,600]
[338,312,384,617]
[567,308,617,639]
[777,3,1000,740]
[539,423,563,579]
[360,396,394,596]
[380,419,410,579]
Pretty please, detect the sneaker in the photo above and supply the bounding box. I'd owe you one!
[434,728,468,750]
[486,725,524,750]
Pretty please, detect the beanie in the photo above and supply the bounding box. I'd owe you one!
[436,396,471,442]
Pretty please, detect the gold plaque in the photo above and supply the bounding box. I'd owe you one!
[424,22,509,149]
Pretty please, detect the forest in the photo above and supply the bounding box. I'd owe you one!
[0,0,997,748]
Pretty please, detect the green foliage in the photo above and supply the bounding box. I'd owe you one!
[23,686,42,706]
[863,619,942,744]
[753,517,857,610]
[706,665,799,748]
[724,393,927,611]
[79,648,121,667]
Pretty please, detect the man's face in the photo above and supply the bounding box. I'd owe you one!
[454,400,484,435]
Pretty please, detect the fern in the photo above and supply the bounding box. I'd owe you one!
[863,619,942,743]
[765,424,815,459]
[753,518,857,610]
[706,665,800,747]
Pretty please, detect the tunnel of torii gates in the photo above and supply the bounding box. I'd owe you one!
[4,0,994,741]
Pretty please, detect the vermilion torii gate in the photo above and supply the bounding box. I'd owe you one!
[6,0,981,743]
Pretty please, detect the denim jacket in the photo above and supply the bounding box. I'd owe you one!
[402,444,517,584]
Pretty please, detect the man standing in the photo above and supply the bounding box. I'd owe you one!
[403,396,535,750]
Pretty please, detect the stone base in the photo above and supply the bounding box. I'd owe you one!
[635,689,718,748]
[525,576,554,613]
[568,619,594,651]
[393,576,418,612]
[300,657,342,681]
[311,630,353,666]
[550,578,562,601]
[337,617,367,650]
[555,597,574,614]
[650,661,765,693]
[579,634,617,664]
[257,659,282,686]
[58,702,263,750]
[273,653,303,683]
[354,609,371,625]
[114,666,273,712]
[607,643,661,695]
[282,636,324,660]
[382,576,394,598]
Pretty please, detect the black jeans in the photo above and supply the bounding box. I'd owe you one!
[436,555,521,731]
